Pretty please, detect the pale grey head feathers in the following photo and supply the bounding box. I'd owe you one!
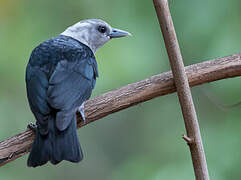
[61,19,131,53]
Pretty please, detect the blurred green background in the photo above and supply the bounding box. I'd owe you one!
[0,0,241,179]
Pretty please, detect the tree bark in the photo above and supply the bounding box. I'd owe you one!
[0,53,241,167]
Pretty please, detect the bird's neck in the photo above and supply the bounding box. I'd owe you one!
[61,29,98,54]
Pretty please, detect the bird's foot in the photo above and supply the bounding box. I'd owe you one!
[27,122,37,132]
[78,102,86,123]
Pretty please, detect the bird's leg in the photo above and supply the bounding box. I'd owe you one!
[78,102,86,123]
[27,122,37,132]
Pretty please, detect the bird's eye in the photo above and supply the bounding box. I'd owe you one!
[98,26,107,33]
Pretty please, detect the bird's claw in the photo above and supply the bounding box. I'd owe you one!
[27,122,37,132]
[78,103,86,123]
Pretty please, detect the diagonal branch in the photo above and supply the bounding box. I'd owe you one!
[0,53,241,167]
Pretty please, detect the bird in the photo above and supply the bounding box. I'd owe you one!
[25,19,131,167]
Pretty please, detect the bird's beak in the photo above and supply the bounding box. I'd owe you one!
[109,28,132,39]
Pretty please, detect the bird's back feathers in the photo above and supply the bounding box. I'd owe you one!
[26,35,98,166]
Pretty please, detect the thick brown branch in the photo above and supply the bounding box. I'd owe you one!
[0,53,241,167]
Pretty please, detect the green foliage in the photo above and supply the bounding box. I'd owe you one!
[0,0,241,179]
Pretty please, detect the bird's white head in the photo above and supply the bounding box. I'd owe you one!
[61,19,131,53]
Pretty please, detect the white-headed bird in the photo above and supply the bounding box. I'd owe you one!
[26,19,131,167]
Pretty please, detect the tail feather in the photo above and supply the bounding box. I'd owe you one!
[27,114,83,167]
[27,129,52,167]
[52,115,83,164]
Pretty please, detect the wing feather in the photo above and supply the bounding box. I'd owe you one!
[47,57,96,130]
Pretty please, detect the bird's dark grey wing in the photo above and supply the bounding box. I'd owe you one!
[26,64,51,134]
[47,56,98,131]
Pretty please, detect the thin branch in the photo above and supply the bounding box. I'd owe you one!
[0,53,241,167]
[182,134,193,144]
[153,0,210,179]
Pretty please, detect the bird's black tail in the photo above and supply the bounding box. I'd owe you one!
[27,114,83,167]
